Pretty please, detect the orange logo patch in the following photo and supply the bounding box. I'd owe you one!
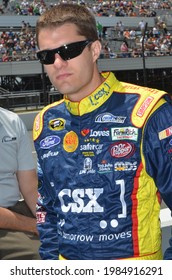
[63,131,79,152]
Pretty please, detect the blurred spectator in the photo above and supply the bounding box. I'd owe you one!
[145,37,156,52]
[102,42,111,58]
[96,21,103,39]
[3,0,9,8]
[131,47,141,57]
[118,21,124,37]
[120,41,130,57]
[0,4,4,14]
[123,29,130,39]
[138,19,146,36]
[160,39,170,55]
[21,20,27,32]
[129,29,136,39]
[2,52,9,62]
[162,21,168,35]
[152,26,160,38]
[11,49,20,61]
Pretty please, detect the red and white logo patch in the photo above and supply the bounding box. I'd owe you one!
[109,141,135,158]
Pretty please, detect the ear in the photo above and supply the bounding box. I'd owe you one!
[91,40,102,62]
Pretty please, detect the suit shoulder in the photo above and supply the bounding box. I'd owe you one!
[121,82,168,127]
[33,99,64,141]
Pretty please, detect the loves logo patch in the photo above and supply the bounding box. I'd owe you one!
[81,129,90,136]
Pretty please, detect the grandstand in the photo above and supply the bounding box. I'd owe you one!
[0,0,172,110]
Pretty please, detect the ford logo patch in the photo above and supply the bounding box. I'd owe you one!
[40,135,61,149]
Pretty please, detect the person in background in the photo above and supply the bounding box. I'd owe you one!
[33,3,172,260]
[0,107,40,260]
[138,19,146,35]
[120,41,130,57]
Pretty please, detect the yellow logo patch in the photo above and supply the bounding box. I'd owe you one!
[49,118,66,131]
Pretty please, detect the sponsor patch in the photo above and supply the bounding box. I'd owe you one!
[114,161,137,171]
[49,118,66,131]
[2,136,17,142]
[109,141,135,158]
[36,212,46,224]
[167,148,172,154]
[34,113,40,131]
[89,129,109,137]
[81,129,90,137]
[82,151,95,157]
[159,126,172,140]
[40,135,61,149]
[136,96,154,117]
[33,113,43,140]
[41,151,59,160]
[97,160,113,173]
[95,113,126,124]
[111,127,138,141]
[79,157,96,175]
[80,143,103,155]
[88,85,110,106]
[63,131,79,152]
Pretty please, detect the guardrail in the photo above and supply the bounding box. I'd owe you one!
[0,91,41,110]
[0,90,64,111]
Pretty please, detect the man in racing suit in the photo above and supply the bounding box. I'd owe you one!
[33,3,172,259]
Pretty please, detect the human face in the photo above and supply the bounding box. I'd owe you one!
[37,23,102,101]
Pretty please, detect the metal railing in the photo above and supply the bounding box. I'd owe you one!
[0,91,41,110]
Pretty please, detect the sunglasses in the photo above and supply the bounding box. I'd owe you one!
[37,40,92,65]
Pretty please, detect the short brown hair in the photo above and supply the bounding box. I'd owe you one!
[36,3,98,47]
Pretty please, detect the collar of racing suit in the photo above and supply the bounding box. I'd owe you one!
[64,71,167,128]
[64,72,125,116]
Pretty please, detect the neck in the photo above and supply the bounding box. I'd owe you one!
[66,72,105,102]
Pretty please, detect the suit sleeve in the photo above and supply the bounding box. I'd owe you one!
[143,99,172,259]
[143,100,172,210]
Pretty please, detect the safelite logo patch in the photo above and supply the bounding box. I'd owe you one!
[63,131,79,152]
[136,96,154,117]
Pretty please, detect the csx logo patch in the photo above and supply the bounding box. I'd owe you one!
[58,188,104,213]
[49,118,66,131]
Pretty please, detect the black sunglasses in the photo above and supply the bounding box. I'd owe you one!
[37,40,92,65]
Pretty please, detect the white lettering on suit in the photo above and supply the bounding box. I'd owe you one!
[58,188,104,213]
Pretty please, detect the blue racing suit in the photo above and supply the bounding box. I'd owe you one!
[33,72,172,260]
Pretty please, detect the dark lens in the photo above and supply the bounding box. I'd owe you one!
[59,41,89,61]
[37,50,55,65]
[45,51,56,64]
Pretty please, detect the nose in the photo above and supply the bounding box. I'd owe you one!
[53,53,67,67]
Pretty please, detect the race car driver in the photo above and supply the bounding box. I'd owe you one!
[33,3,172,260]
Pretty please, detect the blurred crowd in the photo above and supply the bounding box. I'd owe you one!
[100,18,172,58]
[0,23,37,62]
[0,0,172,61]
[0,0,172,17]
